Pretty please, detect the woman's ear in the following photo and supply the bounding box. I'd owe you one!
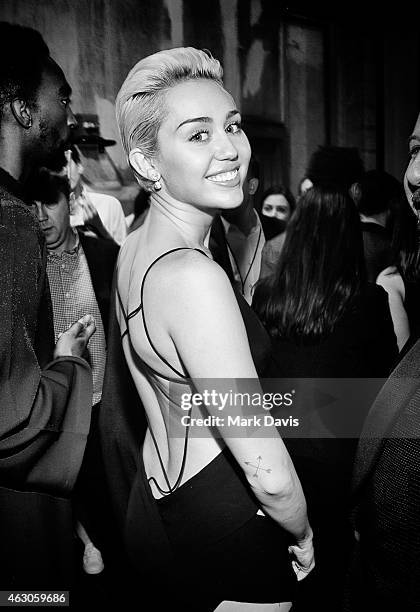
[129,148,156,181]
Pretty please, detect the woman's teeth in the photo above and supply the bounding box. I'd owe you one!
[208,169,238,182]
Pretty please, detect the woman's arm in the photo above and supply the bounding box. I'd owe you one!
[376,267,409,351]
[160,252,314,574]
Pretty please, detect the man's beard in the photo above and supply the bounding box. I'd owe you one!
[38,121,68,172]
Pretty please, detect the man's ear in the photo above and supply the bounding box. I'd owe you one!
[10,98,32,129]
[248,177,259,196]
[129,148,159,182]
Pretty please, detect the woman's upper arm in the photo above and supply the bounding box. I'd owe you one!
[166,255,257,379]
[162,255,295,494]
[376,269,409,350]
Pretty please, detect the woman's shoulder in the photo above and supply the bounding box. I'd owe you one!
[151,246,220,275]
[376,265,401,283]
[376,266,404,295]
[143,247,232,299]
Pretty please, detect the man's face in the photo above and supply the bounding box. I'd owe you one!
[32,192,71,252]
[30,59,76,171]
[405,113,420,214]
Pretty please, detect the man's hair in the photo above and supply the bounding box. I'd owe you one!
[254,185,365,340]
[116,47,223,190]
[307,146,365,192]
[29,168,70,204]
[247,154,260,181]
[0,22,50,123]
[356,169,402,216]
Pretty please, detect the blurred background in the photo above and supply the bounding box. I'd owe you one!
[2,0,419,215]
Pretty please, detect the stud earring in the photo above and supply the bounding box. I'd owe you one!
[149,170,162,191]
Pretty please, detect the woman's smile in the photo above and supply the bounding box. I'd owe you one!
[206,167,240,185]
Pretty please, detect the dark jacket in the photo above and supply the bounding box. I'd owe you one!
[78,230,119,334]
[345,338,420,611]
[0,168,92,588]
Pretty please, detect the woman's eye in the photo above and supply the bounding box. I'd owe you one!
[61,98,70,107]
[189,130,209,142]
[226,121,241,134]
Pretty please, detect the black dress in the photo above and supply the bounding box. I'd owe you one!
[254,283,398,611]
[401,278,420,353]
[361,221,392,283]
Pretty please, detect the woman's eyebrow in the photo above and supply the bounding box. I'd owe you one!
[176,109,240,130]
[176,116,212,130]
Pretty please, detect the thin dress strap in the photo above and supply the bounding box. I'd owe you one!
[117,246,208,496]
[120,247,207,379]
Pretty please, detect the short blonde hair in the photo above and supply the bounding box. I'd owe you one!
[116,47,223,189]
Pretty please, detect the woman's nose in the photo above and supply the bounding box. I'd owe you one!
[213,131,238,161]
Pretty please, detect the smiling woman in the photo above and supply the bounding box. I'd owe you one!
[101,47,314,611]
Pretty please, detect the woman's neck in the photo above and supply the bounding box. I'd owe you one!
[150,190,215,247]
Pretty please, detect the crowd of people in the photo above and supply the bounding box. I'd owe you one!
[1,19,420,612]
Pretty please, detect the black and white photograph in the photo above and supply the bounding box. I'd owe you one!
[1,1,420,610]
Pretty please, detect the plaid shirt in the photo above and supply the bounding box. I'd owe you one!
[46,231,106,405]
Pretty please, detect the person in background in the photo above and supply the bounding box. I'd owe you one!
[345,110,420,611]
[295,145,364,207]
[66,145,127,245]
[352,169,401,283]
[376,160,420,352]
[259,184,296,279]
[30,168,118,576]
[212,154,265,304]
[127,186,150,233]
[259,184,295,240]
[307,145,365,195]
[0,21,95,589]
[31,169,118,574]
[253,185,397,611]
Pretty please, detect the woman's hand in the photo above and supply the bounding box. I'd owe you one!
[288,531,315,581]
